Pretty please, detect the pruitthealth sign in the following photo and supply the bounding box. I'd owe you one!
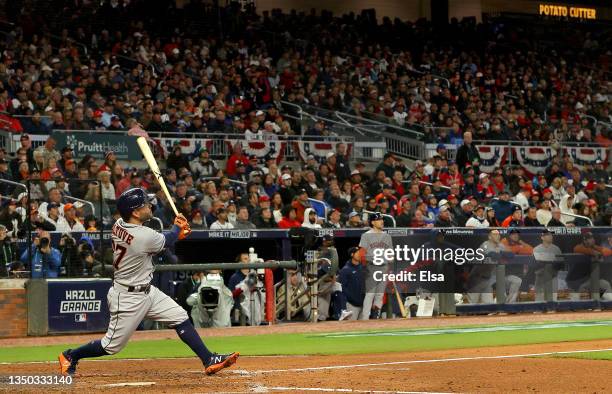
[52,131,140,160]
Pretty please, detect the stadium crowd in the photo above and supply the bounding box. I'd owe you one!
[0,2,610,281]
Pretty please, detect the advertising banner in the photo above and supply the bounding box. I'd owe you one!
[52,132,140,160]
[47,279,112,333]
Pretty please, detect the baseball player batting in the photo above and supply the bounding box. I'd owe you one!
[58,188,239,376]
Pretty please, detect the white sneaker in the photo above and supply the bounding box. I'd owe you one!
[339,309,353,321]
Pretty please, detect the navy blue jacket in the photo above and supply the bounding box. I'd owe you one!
[338,260,365,307]
[491,199,514,223]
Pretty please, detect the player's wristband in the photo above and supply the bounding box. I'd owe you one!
[163,225,181,248]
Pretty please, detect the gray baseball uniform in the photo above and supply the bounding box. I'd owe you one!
[101,218,188,355]
[533,242,563,301]
[358,229,394,319]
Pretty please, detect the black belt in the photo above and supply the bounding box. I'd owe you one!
[127,284,151,294]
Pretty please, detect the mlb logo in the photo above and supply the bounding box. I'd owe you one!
[75,313,87,322]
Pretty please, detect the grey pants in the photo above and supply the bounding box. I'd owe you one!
[505,275,523,303]
[569,279,612,301]
[535,269,558,301]
[101,285,188,355]
[346,302,362,321]
[360,280,385,320]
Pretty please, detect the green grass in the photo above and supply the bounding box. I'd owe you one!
[1,322,612,363]
[551,351,612,361]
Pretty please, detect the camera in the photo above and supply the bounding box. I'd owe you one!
[199,287,220,311]
[245,271,259,288]
[39,237,50,249]
[61,234,76,248]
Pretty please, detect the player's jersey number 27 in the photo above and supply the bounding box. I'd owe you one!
[111,240,127,269]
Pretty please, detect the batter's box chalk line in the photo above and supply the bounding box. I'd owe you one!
[249,347,612,374]
[250,386,453,394]
[98,381,156,388]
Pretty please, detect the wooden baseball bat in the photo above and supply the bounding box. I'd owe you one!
[136,137,179,216]
[392,281,408,318]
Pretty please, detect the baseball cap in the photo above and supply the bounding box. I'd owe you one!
[255,110,264,116]
[348,246,361,256]
[322,234,334,241]
[436,143,446,150]
[351,169,360,176]
[541,229,553,235]
[326,152,335,159]
[460,199,471,208]
[306,154,315,160]
[348,211,360,219]
[439,205,449,212]
[298,188,308,195]
[93,109,103,117]
[63,203,75,213]
[473,204,485,212]
[281,173,291,181]
[512,205,523,212]
[479,173,489,180]
[447,194,457,201]
[438,199,448,207]
[259,195,270,202]
[508,228,520,234]
[369,212,383,222]
[48,202,60,210]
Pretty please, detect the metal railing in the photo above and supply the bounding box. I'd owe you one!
[0,178,27,193]
[426,140,610,165]
[559,212,594,227]
[417,181,451,190]
[199,176,247,186]
[154,260,298,272]
[288,102,426,161]
[64,195,95,217]
[43,129,358,163]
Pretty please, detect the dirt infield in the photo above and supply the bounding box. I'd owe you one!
[2,312,612,393]
[2,339,612,393]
